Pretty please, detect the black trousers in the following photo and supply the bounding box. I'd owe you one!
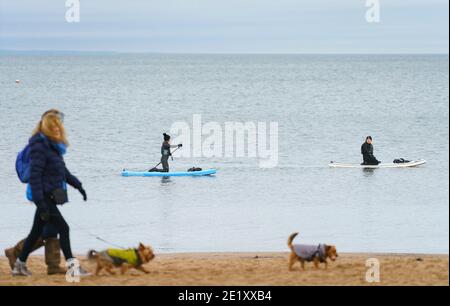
[161,156,170,172]
[363,154,380,165]
[19,199,73,262]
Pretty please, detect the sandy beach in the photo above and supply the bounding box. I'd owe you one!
[0,253,448,286]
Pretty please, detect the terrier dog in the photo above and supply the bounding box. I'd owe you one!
[287,232,338,270]
[88,243,155,275]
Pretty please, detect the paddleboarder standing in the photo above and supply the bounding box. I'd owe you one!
[361,136,380,165]
[160,133,182,172]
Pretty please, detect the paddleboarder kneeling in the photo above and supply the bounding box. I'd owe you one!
[160,133,182,172]
[361,136,381,165]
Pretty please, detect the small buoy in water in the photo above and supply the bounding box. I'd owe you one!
[15,80,20,84]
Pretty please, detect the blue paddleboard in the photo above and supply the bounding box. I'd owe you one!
[122,169,217,177]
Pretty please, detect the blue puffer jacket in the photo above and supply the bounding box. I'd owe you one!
[29,134,82,203]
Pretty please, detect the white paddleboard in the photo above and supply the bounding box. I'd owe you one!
[328,159,426,169]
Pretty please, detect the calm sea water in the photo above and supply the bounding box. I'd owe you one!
[0,54,448,254]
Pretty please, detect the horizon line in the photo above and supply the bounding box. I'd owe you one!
[0,49,448,56]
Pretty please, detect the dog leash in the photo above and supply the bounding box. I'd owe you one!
[90,235,127,250]
[70,220,127,249]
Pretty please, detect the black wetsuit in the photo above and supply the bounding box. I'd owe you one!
[361,142,380,165]
[161,141,171,172]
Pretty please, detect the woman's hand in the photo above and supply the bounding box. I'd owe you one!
[77,187,87,201]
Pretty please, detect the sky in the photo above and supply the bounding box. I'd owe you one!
[0,0,448,53]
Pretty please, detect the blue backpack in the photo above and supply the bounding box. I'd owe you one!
[16,144,35,201]
[16,136,63,201]
[16,134,50,184]
[17,135,50,200]
[16,144,32,183]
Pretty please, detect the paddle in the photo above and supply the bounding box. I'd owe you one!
[149,146,182,172]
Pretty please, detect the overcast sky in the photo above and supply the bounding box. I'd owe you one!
[0,0,448,53]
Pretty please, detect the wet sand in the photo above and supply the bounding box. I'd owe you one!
[0,253,448,286]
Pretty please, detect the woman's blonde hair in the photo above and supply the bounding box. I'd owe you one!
[33,109,69,145]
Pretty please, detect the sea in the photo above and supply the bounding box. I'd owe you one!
[0,54,448,254]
